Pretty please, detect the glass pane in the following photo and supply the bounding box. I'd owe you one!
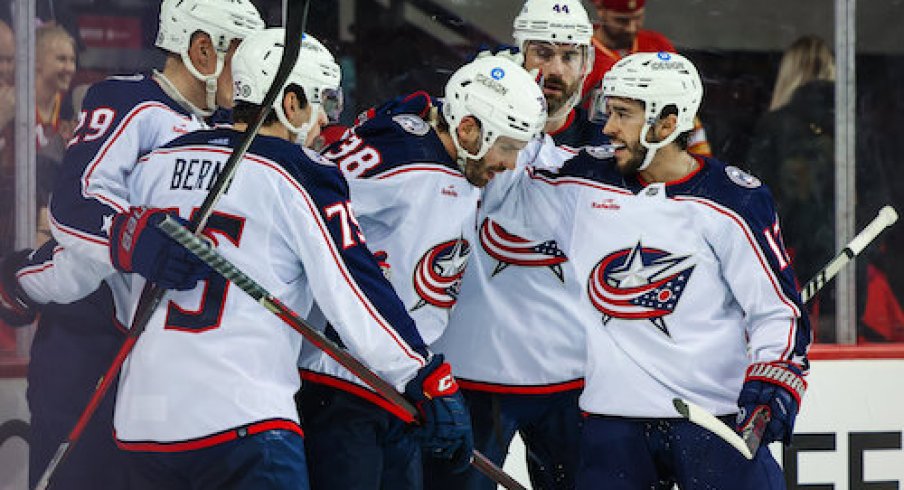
[856,1,904,343]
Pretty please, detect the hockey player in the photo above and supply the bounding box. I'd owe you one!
[0,1,263,488]
[485,51,811,489]
[112,27,472,490]
[296,54,547,489]
[430,1,607,488]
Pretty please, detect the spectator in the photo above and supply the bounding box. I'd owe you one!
[34,23,76,171]
[582,0,711,156]
[745,36,837,338]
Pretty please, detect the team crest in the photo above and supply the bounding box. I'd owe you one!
[479,218,567,282]
[411,238,471,311]
[726,166,762,188]
[587,241,695,336]
[392,114,430,136]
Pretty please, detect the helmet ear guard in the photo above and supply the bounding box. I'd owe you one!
[441,55,547,165]
[232,28,342,146]
[600,51,703,169]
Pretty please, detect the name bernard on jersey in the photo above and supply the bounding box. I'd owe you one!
[170,157,223,191]
[411,238,471,311]
[587,241,695,336]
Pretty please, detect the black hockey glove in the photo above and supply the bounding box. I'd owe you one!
[109,207,213,290]
[0,249,37,326]
[736,361,807,447]
[404,354,474,473]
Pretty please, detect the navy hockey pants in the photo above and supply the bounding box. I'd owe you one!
[577,414,786,490]
[297,381,422,490]
[127,429,308,490]
[423,388,582,490]
[27,283,131,490]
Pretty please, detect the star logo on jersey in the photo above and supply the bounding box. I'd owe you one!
[587,241,695,336]
[411,238,471,311]
[479,218,567,282]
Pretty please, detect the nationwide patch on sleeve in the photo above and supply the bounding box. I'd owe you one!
[392,114,430,136]
[725,165,761,188]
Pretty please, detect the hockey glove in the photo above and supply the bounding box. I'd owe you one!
[736,361,807,447]
[354,91,436,126]
[0,249,37,326]
[109,207,213,290]
[404,354,474,473]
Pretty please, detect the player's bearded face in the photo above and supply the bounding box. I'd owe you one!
[464,136,526,187]
[603,97,648,175]
[525,42,587,117]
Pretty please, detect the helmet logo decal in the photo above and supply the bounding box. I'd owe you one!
[480,218,567,282]
[657,51,671,61]
[587,241,695,337]
[475,72,509,95]
[411,238,472,310]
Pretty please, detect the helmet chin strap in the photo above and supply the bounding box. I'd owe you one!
[449,123,490,173]
[180,49,226,117]
[276,98,322,147]
[637,123,680,171]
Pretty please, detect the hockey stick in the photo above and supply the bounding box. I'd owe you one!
[157,216,528,490]
[32,5,309,489]
[674,205,899,459]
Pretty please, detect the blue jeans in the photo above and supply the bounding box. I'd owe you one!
[423,388,582,490]
[127,429,309,490]
[297,381,422,490]
[577,414,785,490]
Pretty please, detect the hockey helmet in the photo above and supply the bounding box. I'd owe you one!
[156,0,264,113]
[596,51,702,170]
[232,28,342,145]
[442,55,547,162]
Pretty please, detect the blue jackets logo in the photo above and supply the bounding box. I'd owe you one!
[587,241,695,336]
[479,218,567,282]
[411,238,471,310]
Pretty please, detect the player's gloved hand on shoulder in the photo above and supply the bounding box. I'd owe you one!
[736,361,807,446]
[109,207,213,290]
[0,249,37,326]
[355,91,436,126]
[404,354,474,473]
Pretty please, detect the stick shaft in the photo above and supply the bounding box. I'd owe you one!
[158,216,526,490]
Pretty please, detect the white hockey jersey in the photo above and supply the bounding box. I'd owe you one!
[298,107,480,401]
[434,108,608,393]
[114,128,430,449]
[484,153,811,417]
[18,74,203,321]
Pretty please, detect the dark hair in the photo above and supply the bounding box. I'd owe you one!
[660,104,690,150]
[232,83,307,125]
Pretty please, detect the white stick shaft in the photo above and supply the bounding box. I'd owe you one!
[800,205,897,303]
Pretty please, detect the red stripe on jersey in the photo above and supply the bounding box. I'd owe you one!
[82,102,190,213]
[115,419,303,452]
[300,370,415,423]
[673,196,800,359]
[49,212,109,246]
[375,164,465,180]
[457,378,584,395]
[527,168,633,195]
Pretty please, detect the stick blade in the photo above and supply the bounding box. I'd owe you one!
[672,398,754,460]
